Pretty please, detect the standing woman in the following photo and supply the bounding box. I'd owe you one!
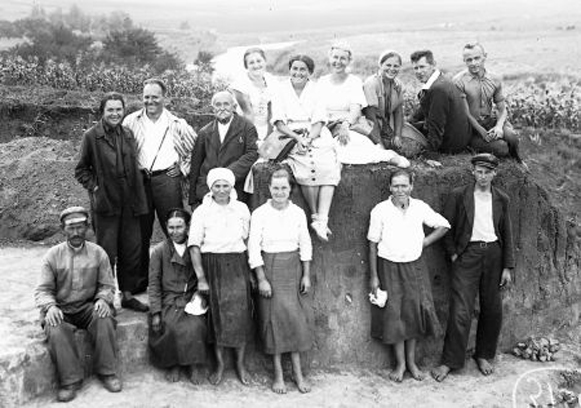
[75,92,149,312]
[230,47,278,142]
[248,168,313,394]
[367,169,449,382]
[317,44,409,167]
[270,54,341,242]
[188,168,253,386]
[148,208,208,384]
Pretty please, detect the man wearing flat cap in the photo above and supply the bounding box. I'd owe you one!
[432,153,515,382]
[35,207,121,402]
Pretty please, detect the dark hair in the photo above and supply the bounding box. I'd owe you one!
[410,50,435,65]
[268,167,294,188]
[99,92,125,116]
[463,42,486,54]
[288,54,315,74]
[243,47,266,69]
[143,78,167,96]
[379,51,402,66]
[165,207,191,226]
[389,169,414,185]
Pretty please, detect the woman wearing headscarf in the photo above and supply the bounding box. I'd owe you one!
[188,168,253,386]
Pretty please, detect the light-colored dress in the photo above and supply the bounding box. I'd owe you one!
[271,78,341,186]
[230,72,278,141]
[317,74,400,165]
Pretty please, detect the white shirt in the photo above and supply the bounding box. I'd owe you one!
[217,118,232,143]
[367,197,450,262]
[247,200,312,269]
[471,189,498,242]
[270,79,327,128]
[140,110,178,171]
[316,74,368,122]
[188,198,250,253]
[422,69,442,90]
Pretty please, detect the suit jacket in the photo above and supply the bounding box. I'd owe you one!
[75,120,149,216]
[411,73,472,158]
[188,113,258,204]
[443,182,515,269]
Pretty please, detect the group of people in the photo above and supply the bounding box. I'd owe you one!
[34,40,518,402]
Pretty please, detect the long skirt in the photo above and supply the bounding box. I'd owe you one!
[371,257,440,344]
[258,251,313,355]
[203,252,254,348]
[149,303,208,368]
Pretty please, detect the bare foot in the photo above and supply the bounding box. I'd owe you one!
[189,367,205,385]
[236,363,250,385]
[208,365,224,386]
[272,374,287,394]
[388,365,406,383]
[407,363,426,381]
[476,358,494,376]
[431,365,451,382]
[292,374,311,394]
[165,366,180,383]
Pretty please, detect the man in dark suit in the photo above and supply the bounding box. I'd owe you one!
[188,91,258,207]
[409,50,472,163]
[431,153,514,382]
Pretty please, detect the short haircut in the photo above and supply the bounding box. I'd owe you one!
[210,91,236,107]
[99,92,125,116]
[389,169,414,185]
[268,166,294,188]
[410,50,435,65]
[243,47,266,69]
[165,207,191,226]
[463,42,486,55]
[329,42,353,59]
[288,54,315,74]
[143,78,167,96]
[379,50,402,66]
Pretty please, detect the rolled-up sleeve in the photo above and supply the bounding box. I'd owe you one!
[188,207,206,248]
[367,205,383,243]
[421,202,451,229]
[297,209,312,262]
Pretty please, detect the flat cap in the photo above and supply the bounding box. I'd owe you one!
[59,206,89,225]
[470,153,499,169]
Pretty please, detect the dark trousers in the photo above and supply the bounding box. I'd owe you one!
[94,181,144,294]
[43,303,117,386]
[441,241,503,369]
[469,119,522,162]
[141,172,183,276]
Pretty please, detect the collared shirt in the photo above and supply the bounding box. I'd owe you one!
[471,189,498,242]
[34,241,115,314]
[368,197,450,262]
[422,69,442,90]
[217,117,233,144]
[172,241,187,257]
[139,110,177,171]
[188,198,250,253]
[454,69,504,121]
[247,200,312,269]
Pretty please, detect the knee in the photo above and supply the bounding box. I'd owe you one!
[91,315,116,333]
[45,323,72,342]
[490,141,509,157]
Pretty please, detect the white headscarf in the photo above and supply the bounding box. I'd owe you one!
[203,167,237,204]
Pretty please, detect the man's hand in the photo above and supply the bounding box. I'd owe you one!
[151,313,162,333]
[94,299,112,318]
[197,276,210,295]
[166,162,181,177]
[488,126,504,141]
[426,159,442,168]
[500,268,512,289]
[450,254,459,263]
[45,305,64,327]
[300,275,311,295]
[258,278,272,298]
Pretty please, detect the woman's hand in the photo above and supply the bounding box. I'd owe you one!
[393,135,403,149]
[336,122,350,145]
[300,275,311,295]
[197,276,210,295]
[151,313,162,333]
[370,275,380,295]
[258,278,272,298]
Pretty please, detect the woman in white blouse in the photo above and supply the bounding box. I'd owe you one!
[318,43,409,167]
[188,168,253,386]
[271,54,341,242]
[248,167,313,394]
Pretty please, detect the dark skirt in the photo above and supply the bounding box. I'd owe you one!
[371,257,440,344]
[149,301,208,368]
[203,252,254,348]
[258,251,313,354]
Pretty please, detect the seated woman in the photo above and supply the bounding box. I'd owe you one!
[368,169,449,382]
[270,54,340,242]
[317,44,409,167]
[229,47,278,142]
[188,168,254,386]
[248,168,313,394]
[148,208,208,383]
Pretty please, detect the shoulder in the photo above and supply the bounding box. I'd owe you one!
[199,121,214,135]
[43,242,66,261]
[123,109,142,124]
[452,69,469,84]
[346,74,363,87]
[492,185,510,202]
[363,74,378,87]
[233,200,250,215]
[86,241,108,258]
[371,200,390,214]
[150,241,168,257]
[289,202,307,217]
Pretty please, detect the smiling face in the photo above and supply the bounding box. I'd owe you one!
[390,174,413,202]
[143,83,165,118]
[212,92,235,123]
[211,179,232,204]
[102,99,124,127]
[412,56,436,84]
[289,60,311,87]
[328,48,351,74]
[379,56,402,80]
[269,176,291,206]
[463,47,487,76]
[245,52,266,77]
[167,216,187,244]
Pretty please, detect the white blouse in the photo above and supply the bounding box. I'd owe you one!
[247,200,312,269]
[367,197,450,263]
[188,199,250,253]
[270,79,327,128]
[316,74,368,121]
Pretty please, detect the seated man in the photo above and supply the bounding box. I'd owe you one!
[188,91,258,207]
[454,42,526,167]
[35,207,121,402]
[409,49,472,162]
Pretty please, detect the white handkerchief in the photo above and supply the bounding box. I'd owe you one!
[368,289,388,308]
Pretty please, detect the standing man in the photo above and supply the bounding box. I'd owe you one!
[188,91,258,207]
[123,78,197,277]
[431,153,514,382]
[35,207,121,402]
[409,50,472,162]
[454,42,525,166]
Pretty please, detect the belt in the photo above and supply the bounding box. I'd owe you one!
[468,241,497,248]
[142,168,169,178]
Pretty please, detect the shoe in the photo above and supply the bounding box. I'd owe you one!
[311,219,329,242]
[57,381,81,402]
[100,374,122,393]
[121,297,149,313]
